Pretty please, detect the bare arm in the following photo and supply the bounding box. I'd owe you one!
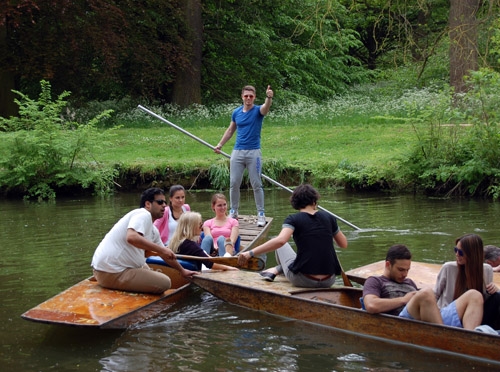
[334,230,348,249]
[237,227,293,265]
[212,263,239,271]
[230,225,239,245]
[260,85,273,116]
[363,292,416,314]
[126,229,196,278]
[202,225,212,238]
[215,122,237,153]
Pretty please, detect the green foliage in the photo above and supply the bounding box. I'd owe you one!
[0,81,118,200]
[202,0,370,103]
[208,161,230,190]
[400,69,500,198]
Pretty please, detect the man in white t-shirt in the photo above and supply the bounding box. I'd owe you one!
[91,187,197,293]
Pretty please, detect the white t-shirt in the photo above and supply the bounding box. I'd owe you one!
[91,208,162,273]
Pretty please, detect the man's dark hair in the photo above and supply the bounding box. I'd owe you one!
[140,187,165,208]
[385,244,412,265]
[290,184,320,210]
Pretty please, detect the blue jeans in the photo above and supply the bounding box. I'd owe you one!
[201,235,241,256]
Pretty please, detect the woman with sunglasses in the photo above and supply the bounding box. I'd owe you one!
[169,212,238,272]
[434,233,498,328]
[154,185,191,247]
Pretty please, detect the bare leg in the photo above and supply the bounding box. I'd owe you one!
[455,289,483,330]
[406,288,444,324]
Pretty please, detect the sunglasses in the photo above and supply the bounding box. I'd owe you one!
[454,247,464,257]
[243,95,255,98]
[153,199,167,205]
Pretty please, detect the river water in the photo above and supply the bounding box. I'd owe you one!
[1,189,499,371]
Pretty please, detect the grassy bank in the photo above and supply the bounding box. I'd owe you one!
[3,71,499,199]
[100,118,418,191]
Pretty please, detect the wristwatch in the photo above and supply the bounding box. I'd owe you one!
[249,250,254,257]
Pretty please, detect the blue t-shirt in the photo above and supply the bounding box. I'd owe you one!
[231,105,264,150]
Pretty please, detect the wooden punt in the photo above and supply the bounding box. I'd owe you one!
[22,216,273,329]
[21,266,191,329]
[191,270,500,364]
[235,215,273,252]
[345,260,500,288]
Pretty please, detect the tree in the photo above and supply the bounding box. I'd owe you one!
[449,0,481,93]
[172,0,202,106]
[0,0,189,106]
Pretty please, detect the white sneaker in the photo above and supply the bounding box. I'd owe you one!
[257,212,266,227]
[229,209,238,219]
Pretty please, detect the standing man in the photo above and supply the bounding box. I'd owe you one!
[215,85,273,227]
[362,244,483,330]
[91,187,197,294]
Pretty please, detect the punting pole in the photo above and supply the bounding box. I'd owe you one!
[137,105,361,230]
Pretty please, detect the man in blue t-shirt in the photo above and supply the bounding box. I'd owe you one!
[215,85,273,226]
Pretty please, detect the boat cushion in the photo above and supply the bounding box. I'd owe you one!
[146,256,198,271]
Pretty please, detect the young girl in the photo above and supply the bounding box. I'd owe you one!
[154,185,191,246]
[201,193,240,257]
[168,212,238,272]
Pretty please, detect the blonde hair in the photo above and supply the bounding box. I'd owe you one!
[168,211,202,253]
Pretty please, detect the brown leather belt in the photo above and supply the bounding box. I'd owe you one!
[302,273,333,282]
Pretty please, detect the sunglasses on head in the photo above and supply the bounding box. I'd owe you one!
[153,199,167,205]
[454,247,464,257]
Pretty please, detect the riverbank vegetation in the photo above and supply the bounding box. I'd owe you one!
[1,1,500,200]
[1,65,500,200]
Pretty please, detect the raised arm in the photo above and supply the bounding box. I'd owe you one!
[260,85,273,116]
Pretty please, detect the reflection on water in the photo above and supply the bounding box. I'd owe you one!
[1,190,499,371]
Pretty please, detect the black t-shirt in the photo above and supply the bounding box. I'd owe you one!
[285,211,341,276]
[177,239,214,270]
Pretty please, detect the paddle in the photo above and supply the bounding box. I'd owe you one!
[176,254,265,271]
[137,105,361,230]
[340,263,353,287]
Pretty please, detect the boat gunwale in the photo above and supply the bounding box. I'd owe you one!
[191,271,500,364]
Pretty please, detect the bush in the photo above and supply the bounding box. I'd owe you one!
[400,69,500,198]
[0,81,119,200]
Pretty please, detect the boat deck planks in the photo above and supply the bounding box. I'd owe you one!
[235,215,273,252]
[346,260,500,288]
[22,267,191,329]
[192,269,500,364]
[22,216,273,329]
